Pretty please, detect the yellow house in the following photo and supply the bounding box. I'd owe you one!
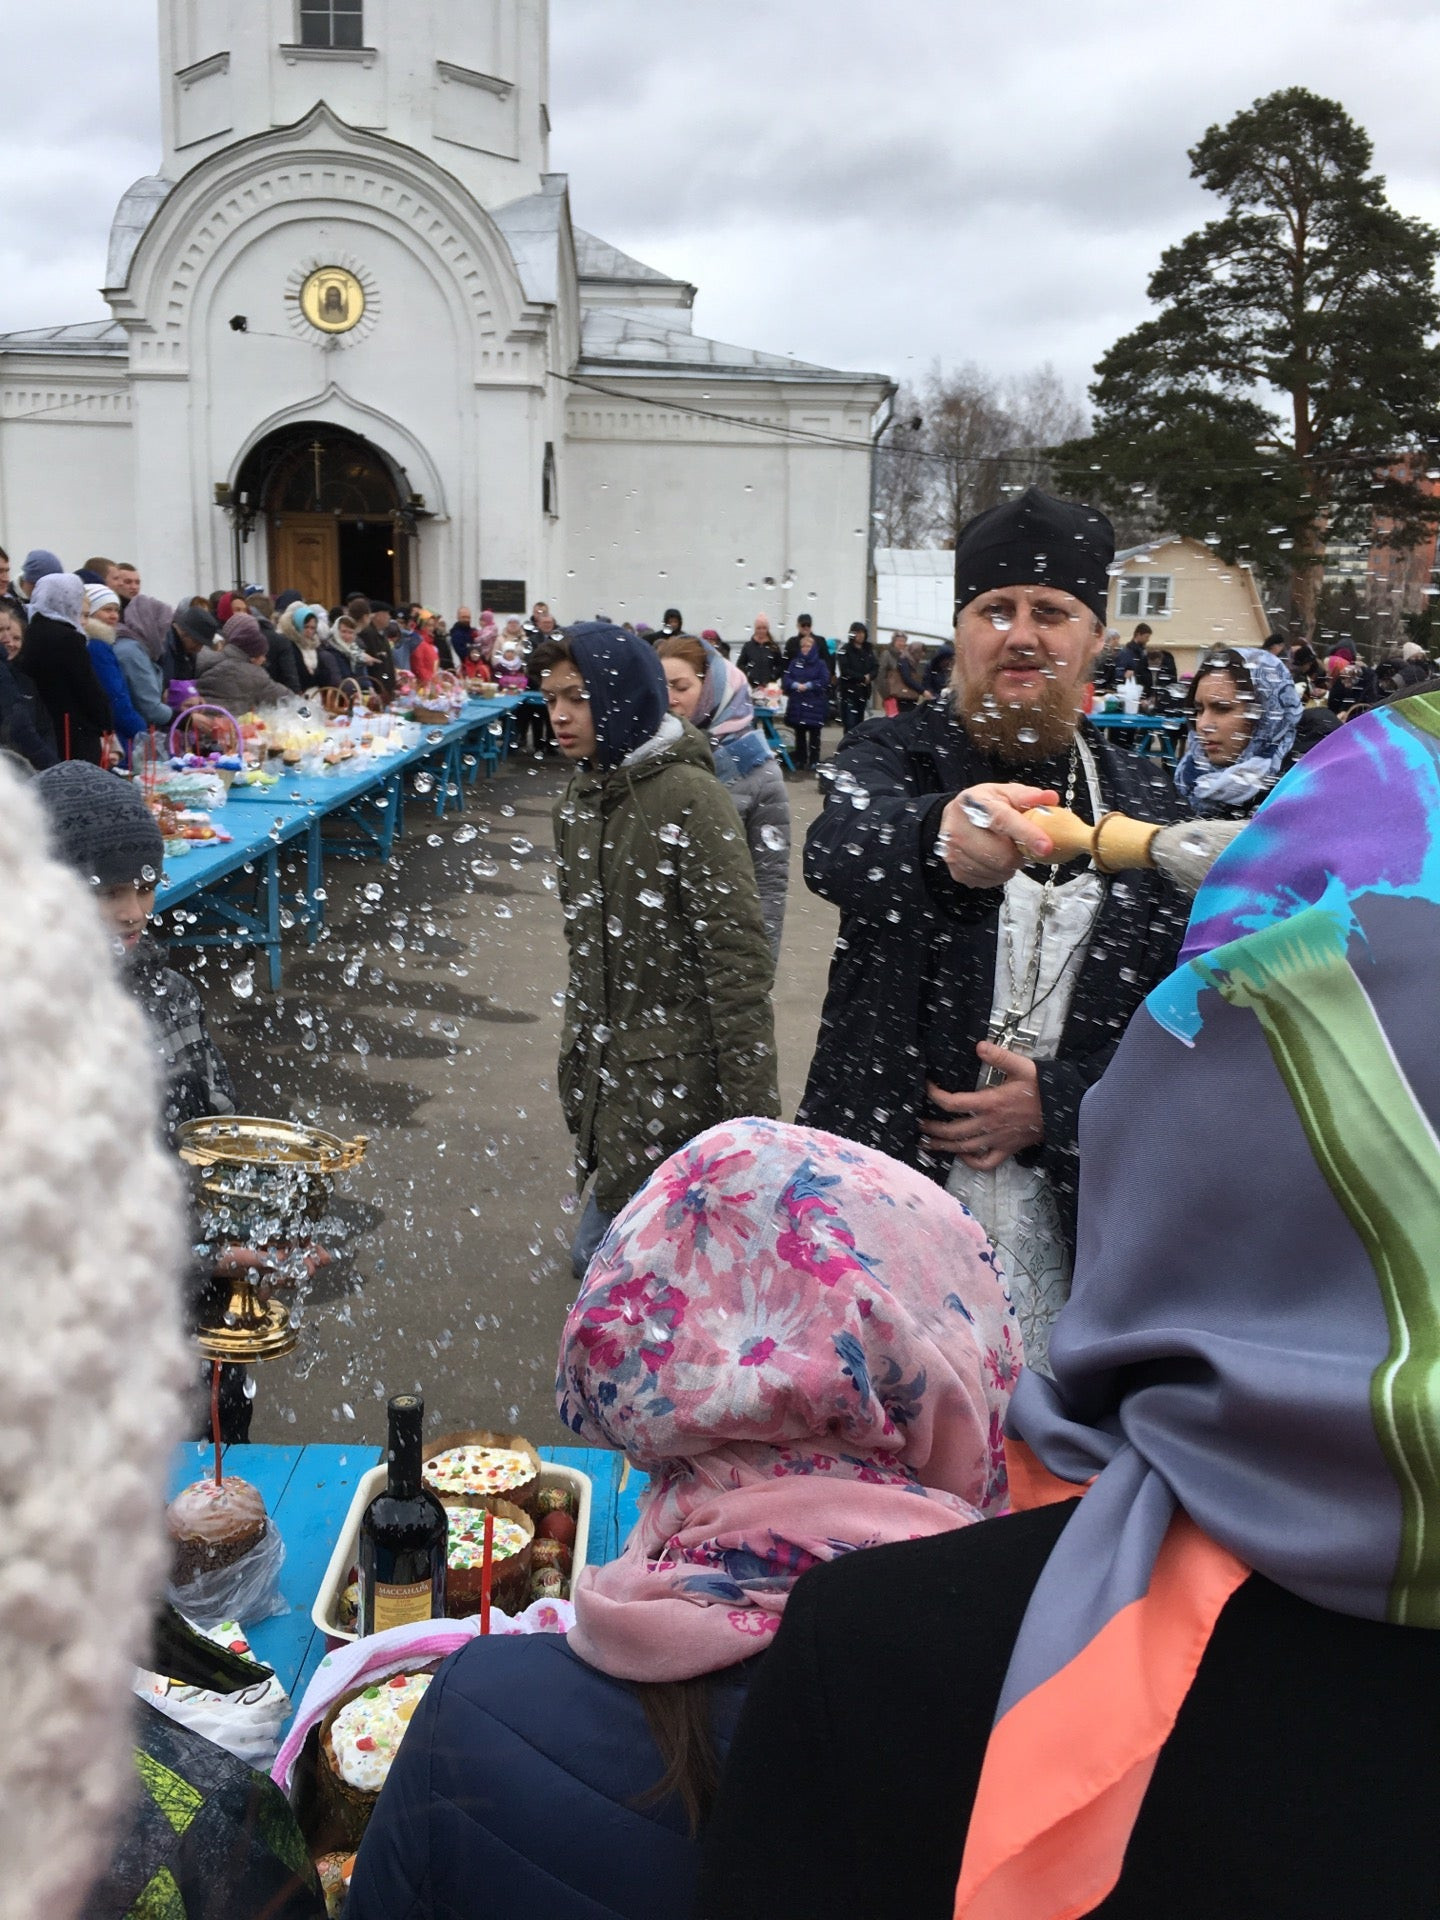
[1107,535,1272,677]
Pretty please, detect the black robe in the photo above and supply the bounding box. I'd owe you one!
[698,1501,1440,1920]
[798,703,1188,1249]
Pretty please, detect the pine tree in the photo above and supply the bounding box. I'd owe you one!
[1060,88,1440,631]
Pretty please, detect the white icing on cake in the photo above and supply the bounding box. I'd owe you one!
[423,1445,533,1497]
[167,1476,267,1545]
[447,1511,530,1570]
[329,1673,432,1794]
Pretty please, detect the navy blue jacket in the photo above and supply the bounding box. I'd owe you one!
[346,1634,753,1920]
[782,648,831,727]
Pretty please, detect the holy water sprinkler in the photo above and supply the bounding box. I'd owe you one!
[176,1116,367,1364]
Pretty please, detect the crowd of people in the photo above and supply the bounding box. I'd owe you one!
[7,484,1440,1920]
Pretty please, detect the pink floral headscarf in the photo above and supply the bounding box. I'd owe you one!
[558,1119,1020,1680]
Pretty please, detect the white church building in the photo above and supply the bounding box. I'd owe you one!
[0,0,892,632]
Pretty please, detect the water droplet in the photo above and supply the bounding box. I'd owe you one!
[637,887,664,909]
[759,825,786,851]
[453,823,478,845]
[427,833,444,847]
[509,836,534,856]
[1016,726,1039,746]
[364,882,384,902]
[230,968,255,1000]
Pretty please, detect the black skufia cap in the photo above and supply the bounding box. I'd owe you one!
[953,487,1114,625]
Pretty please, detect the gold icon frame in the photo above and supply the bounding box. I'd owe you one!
[299,266,366,335]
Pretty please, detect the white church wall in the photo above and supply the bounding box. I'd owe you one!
[0,411,135,574]
[560,391,879,637]
[159,1,549,210]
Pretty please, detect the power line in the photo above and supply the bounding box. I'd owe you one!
[554,369,1440,485]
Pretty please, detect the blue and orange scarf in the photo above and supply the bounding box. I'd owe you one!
[956,688,1440,1918]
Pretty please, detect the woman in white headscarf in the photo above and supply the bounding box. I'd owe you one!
[1175,646,1303,818]
[14,572,114,762]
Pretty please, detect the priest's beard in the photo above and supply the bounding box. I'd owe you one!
[953,665,1082,765]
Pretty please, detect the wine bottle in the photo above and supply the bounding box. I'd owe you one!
[358,1393,448,1634]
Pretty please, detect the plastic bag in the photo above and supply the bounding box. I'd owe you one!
[137,1616,291,1769]
[167,1518,287,1629]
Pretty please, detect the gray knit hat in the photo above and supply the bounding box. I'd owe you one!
[20,548,62,586]
[34,762,164,890]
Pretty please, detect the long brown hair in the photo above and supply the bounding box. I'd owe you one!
[633,1676,722,1835]
[655,634,708,677]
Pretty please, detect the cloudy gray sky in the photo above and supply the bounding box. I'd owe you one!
[3,0,1437,403]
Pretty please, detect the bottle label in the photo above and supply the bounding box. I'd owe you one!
[372,1580,434,1632]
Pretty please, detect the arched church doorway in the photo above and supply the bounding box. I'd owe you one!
[235,424,416,609]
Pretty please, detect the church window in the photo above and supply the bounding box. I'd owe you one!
[299,0,363,50]
[542,442,559,519]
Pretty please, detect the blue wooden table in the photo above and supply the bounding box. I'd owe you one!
[154,808,313,993]
[152,697,529,984]
[168,1442,645,1713]
[1090,711,1186,763]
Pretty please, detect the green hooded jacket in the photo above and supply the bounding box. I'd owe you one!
[553,718,780,1215]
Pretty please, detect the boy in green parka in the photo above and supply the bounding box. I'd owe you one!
[535,623,780,1277]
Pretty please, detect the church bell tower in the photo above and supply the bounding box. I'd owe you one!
[157,0,550,209]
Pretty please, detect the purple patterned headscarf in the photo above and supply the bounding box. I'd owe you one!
[956,690,1440,1918]
[558,1118,1018,1681]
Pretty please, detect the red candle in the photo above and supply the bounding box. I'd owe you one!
[210,1360,224,1486]
[480,1510,495,1635]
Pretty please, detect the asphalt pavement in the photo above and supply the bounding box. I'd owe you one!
[190,743,837,1449]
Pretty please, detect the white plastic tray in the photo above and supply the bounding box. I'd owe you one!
[312,1460,593,1645]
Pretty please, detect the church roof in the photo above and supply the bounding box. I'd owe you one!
[0,319,125,355]
[489,177,569,307]
[578,307,883,383]
[573,229,681,287]
[107,174,173,289]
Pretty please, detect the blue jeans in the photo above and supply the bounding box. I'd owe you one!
[571,1192,615,1282]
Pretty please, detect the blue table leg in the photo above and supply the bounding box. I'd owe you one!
[378,773,403,860]
[760,713,794,772]
[263,848,282,993]
[304,818,323,947]
[435,741,466,817]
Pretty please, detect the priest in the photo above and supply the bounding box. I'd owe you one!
[798,488,1189,1370]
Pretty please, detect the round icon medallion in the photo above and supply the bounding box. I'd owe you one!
[299,266,366,335]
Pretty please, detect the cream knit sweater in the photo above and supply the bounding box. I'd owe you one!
[0,766,189,1920]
